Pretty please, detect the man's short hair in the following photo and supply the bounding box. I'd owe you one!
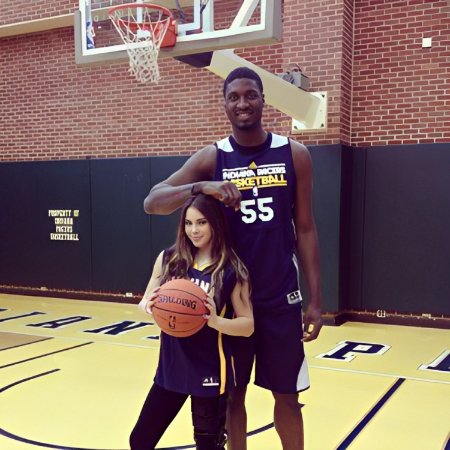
[223,67,264,98]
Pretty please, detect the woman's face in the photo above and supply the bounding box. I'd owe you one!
[184,207,212,251]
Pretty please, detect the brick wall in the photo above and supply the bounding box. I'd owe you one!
[0,0,77,25]
[1,0,449,162]
[352,0,450,146]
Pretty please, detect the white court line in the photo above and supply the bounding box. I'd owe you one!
[309,364,450,385]
[0,329,161,350]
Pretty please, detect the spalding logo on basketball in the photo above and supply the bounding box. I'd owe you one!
[152,279,208,337]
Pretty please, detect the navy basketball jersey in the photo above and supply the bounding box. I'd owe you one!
[154,256,237,397]
[214,133,302,313]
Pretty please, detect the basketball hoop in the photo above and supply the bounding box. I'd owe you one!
[108,3,177,84]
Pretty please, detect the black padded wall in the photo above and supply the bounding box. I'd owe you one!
[90,157,152,294]
[148,156,188,266]
[341,145,367,311]
[3,143,448,316]
[361,143,450,316]
[0,150,344,309]
[0,160,92,290]
[89,155,191,294]
[308,145,343,313]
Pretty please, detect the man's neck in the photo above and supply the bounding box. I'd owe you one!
[232,127,268,147]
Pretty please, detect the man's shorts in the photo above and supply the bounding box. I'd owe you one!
[229,305,310,394]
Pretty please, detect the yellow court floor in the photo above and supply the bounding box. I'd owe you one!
[0,294,449,450]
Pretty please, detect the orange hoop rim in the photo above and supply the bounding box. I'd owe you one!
[108,3,175,20]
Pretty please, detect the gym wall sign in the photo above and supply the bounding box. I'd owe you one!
[48,209,80,241]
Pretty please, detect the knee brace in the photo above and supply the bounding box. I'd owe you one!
[191,395,227,449]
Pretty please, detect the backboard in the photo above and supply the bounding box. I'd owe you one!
[75,0,281,65]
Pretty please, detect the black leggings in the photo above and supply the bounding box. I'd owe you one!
[129,383,227,450]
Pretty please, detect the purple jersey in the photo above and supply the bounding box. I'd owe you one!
[155,254,237,397]
[214,133,302,314]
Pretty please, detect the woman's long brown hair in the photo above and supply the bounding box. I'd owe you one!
[159,194,250,309]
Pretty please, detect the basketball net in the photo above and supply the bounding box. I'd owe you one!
[109,4,173,84]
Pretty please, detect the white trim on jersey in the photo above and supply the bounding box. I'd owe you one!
[216,137,234,152]
[271,133,289,148]
[217,134,288,152]
[297,358,310,392]
[292,253,303,300]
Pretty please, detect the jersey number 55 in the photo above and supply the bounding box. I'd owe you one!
[241,197,274,223]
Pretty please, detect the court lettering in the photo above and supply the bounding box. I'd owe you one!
[83,320,153,335]
[27,316,92,329]
[316,340,390,362]
[418,350,450,373]
[0,311,46,323]
[0,310,157,337]
[1,308,448,367]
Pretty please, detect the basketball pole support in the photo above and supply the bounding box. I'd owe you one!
[205,3,327,131]
[206,49,327,130]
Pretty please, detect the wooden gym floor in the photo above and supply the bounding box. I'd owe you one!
[0,293,449,450]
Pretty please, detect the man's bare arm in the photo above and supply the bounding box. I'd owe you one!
[291,140,323,341]
[144,145,241,215]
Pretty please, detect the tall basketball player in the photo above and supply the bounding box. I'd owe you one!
[144,67,323,450]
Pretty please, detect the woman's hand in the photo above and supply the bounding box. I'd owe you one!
[203,293,219,329]
[138,287,160,315]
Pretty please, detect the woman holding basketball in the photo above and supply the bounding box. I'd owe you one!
[130,193,253,450]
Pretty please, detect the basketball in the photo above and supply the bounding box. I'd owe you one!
[152,279,209,338]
